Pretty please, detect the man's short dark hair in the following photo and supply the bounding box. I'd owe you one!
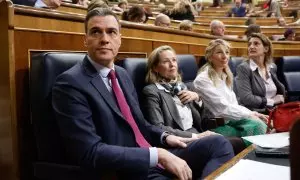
[84,8,120,33]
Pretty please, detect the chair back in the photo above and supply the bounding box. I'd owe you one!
[279,56,300,101]
[30,52,85,163]
[229,56,246,76]
[290,118,300,180]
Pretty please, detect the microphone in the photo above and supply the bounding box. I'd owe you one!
[172,83,187,96]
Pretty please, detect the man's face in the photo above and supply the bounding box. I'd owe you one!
[85,15,121,68]
[158,17,171,27]
[235,1,241,7]
[278,18,286,26]
[212,25,225,36]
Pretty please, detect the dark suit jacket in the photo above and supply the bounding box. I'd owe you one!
[52,56,164,178]
[142,83,208,138]
[235,61,285,110]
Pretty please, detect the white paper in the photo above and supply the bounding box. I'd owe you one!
[242,132,289,148]
[216,159,290,180]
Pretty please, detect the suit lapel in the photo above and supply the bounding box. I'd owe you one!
[160,92,185,130]
[82,57,124,118]
[253,70,266,94]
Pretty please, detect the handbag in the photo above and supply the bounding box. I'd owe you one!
[268,102,300,132]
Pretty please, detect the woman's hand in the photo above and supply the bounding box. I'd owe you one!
[252,112,269,123]
[272,95,285,105]
[177,90,200,104]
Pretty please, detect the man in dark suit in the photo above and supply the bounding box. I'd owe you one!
[52,8,234,180]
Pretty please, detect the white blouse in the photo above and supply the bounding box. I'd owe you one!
[193,67,253,121]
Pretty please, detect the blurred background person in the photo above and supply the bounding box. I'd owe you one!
[244,24,261,39]
[179,20,193,31]
[279,28,296,41]
[236,33,285,113]
[228,0,246,17]
[122,6,147,23]
[210,20,225,37]
[277,17,286,26]
[154,13,171,27]
[72,0,89,7]
[193,0,204,15]
[166,0,196,21]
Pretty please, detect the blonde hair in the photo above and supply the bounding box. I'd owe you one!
[145,45,182,84]
[248,33,273,65]
[200,39,233,88]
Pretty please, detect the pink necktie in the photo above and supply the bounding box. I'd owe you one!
[108,70,151,148]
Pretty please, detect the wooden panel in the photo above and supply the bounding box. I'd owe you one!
[0,1,16,180]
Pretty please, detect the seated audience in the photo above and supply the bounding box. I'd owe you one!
[88,0,109,11]
[244,24,261,39]
[158,3,167,13]
[193,0,204,15]
[210,20,225,37]
[117,0,128,11]
[154,14,171,27]
[143,45,246,154]
[166,0,196,21]
[256,0,282,17]
[211,0,222,8]
[52,8,235,179]
[277,17,286,26]
[279,28,296,41]
[179,20,193,31]
[229,0,246,17]
[236,33,285,112]
[122,6,147,23]
[193,39,268,139]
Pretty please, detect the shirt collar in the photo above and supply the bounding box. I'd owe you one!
[34,0,48,8]
[87,55,115,78]
[249,59,273,72]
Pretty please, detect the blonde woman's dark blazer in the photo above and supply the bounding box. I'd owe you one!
[235,61,285,110]
[142,83,207,138]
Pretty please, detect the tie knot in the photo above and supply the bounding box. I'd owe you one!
[108,70,116,79]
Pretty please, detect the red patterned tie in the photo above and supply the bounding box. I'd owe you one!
[108,70,151,148]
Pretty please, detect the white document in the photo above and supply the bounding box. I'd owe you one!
[242,132,289,148]
[216,159,290,180]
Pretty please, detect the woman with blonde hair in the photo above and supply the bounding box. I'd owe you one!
[236,33,285,112]
[193,39,268,140]
[143,45,246,154]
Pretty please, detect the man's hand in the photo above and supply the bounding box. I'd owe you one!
[165,135,197,148]
[177,90,199,104]
[158,148,192,180]
[197,130,220,139]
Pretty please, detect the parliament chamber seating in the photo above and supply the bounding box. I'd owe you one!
[277,56,300,102]
[30,52,99,180]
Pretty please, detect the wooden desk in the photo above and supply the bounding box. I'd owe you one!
[205,145,255,180]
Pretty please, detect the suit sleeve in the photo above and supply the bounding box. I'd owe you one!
[52,74,150,174]
[142,86,193,138]
[235,64,267,109]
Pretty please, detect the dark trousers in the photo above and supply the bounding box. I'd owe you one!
[148,135,234,180]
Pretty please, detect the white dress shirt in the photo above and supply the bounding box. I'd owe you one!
[194,66,253,121]
[155,83,194,130]
[249,60,277,107]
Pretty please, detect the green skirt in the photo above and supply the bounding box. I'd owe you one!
[211,118,267,146]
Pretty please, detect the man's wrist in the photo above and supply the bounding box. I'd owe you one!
[162,133,171,145]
